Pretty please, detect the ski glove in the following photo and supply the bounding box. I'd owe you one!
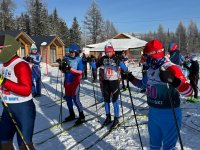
[159,69,181,88]
[59,59,71,72]
[0,74,6,85]
[24,56,34,63]
[65,63,71,71]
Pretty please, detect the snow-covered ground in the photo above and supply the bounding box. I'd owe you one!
[1,62,200,150]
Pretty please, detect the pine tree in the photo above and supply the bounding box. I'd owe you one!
[0,0,15,31]
[187,20,199,53]
[58,19,70,47]
[15,13,31,34]
[156,24,168,49]
[83,0,104,44]
[70,17,81,44]
[49,8,59,35]
[101,19,118,41]
[176,21,187,52]
[27,0,49,36]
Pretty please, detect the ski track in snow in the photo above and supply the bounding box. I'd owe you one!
[0,62,199,150]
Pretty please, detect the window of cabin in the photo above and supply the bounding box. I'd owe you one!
[20,47,26,57]
[50,47,56,63]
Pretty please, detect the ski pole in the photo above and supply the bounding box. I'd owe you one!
[126,78,144,150]
[0,93,30,150]
[167,83,184,150]
[59,73,64,124]
[119,90,125,129]
[54,68,60,99]
[91,71,99,122]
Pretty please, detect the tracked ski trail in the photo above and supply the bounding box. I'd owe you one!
[34,103,104,135]
[68,113,148,150]
[35,113,104,145]
[85,115,148,150]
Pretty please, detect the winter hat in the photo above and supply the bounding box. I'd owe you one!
[104,43,114,53]
[143,40,164,59]
[65,47,70,52]
[168,42,177,52]
[69,43,80,53]
[31,43,37,51]
[190,55,198,61]
[0,34,20,63]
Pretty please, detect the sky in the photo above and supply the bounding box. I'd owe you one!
[15,0,200,33]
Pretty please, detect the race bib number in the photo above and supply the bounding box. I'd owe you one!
[105,67,113,78]
[147,85,157,99]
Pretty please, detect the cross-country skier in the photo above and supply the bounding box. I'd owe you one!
[24,43,42,97]
[0,34,36,150]
[58,43,85,125]
[91,43,128,128]
[120,50,129,91]
[97,52,104,102]
[89,55,97,82]
[182,55,191,79]
[168,42,184,66]
[127,40,193,150]
[183,54,199,102]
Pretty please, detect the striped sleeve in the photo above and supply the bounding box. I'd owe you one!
[177,81,193,97]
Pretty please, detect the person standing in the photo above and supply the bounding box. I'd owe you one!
[120,50,128,91]
[91,43,128,128]
[182,55,191,79]
[59,43,85,125]
[183,54,199,102]
[25,44,42,97]
[90,55,97,82]
[127,40,193,150]
[168,42,184,66]
[0,35,36,150]
[97,52,104,102]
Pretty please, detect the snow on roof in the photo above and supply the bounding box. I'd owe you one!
[86,33,147,51]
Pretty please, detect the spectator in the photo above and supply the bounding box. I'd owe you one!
[0,34,36,150]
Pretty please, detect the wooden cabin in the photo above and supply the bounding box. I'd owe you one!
[0,31,34,57]
[30,36,65,65]
[0,31,65,66]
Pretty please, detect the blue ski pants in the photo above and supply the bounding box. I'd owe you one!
[148,107,182,150]
[32,67,41,95]
[0,100,36,146]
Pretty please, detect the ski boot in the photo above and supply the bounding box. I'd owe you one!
[65,110,75,122]
[103,114,112,126]
[75,111,85,125]
[187,97,199,103]
[111,117,119,129]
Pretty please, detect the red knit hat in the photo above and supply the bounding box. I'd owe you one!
[143,40,164,59]
[104,43,114,53]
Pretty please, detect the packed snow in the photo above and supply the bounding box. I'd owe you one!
[0,62,200,150]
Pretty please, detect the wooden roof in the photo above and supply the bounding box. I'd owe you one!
[30,35,64,48]
[0,30,34,45]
